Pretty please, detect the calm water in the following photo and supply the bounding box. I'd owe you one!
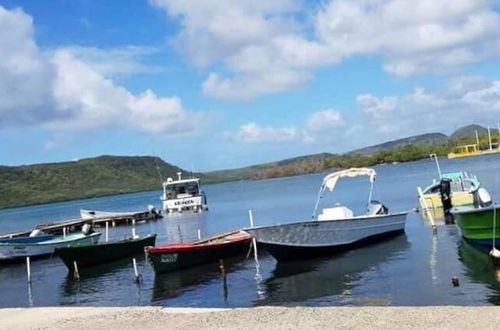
[1,155,500,307]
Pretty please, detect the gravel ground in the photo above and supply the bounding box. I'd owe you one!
[1,306,500,330]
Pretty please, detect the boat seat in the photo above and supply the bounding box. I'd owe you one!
[318,206,353,221]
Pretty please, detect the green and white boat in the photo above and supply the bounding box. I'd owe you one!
[55,234,157,271]
[451,188,500,246]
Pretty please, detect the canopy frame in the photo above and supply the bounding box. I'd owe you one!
[311,168,377,219]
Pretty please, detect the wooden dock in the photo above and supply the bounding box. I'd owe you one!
[0,210,162,238]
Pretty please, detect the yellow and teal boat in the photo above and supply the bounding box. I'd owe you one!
[418,171,480,220]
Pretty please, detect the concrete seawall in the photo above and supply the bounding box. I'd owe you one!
[1,306,500,329]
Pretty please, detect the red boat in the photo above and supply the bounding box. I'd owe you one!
[146,230,252,274]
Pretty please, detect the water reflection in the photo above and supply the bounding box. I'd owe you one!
[258,234,410,305]
[163,213,207,243]
[458,239,500,304]
[151,254,246,302]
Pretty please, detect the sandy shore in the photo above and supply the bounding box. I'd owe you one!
[1,306,500,330]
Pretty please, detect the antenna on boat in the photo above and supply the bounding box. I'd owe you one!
[488,127,493,150]
[429,154,442,179]
[153,154,164,183]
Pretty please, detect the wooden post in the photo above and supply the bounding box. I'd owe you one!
[248,210,259,264]
[73,261,80,281]
[197,229,201,240]
[105,222,109,242]
[63,227,66,238]
[219,259,228,300]
[177,225,183,243]
[26,257,31,283]
[132,258,140,283]
[132,219,136,238]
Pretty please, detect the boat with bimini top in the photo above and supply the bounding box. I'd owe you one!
[161,172,208,214]
[244,168,408,262]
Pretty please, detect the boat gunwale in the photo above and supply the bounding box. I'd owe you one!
[242,211,408,232]
[451,204,500,216]
[0,232,101,247]
[55,234,157,251]
[147,232,251,254]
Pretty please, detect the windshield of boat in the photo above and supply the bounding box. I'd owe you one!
[165,181,199,199]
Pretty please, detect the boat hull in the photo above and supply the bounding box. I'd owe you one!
[0,232,101,262]
[55,234,157,271]
[419,191,473,213]
[452,206,500,246]
[147,232,251,274]
[244,212,407,262]
[260,229,404,262]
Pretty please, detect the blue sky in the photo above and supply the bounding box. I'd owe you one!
[1,1,500,170]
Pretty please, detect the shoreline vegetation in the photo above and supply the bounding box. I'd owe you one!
[1,124,497,210]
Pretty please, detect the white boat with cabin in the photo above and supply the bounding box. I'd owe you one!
[161,172,208,214]
[244,168,407,262]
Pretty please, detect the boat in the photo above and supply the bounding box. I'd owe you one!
[244,168,408,262]
[0,226,101,262]
[80,205,161,220]
[448,127,500,159]
[417,154,480,219]
[161,172,208,214]
[0,230,53,244]
[55,234,157,271]
[451,198,500,247]
[146,230,251,273]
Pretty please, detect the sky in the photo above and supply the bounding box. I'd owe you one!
[1,0,500,171]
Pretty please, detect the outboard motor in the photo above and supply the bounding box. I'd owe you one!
[367,200,389,216]
[474,187,492,208]
[438,178,453,215]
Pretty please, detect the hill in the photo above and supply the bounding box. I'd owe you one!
[350,133,447,155]
[0,155,194,209]
[449,124,487,140]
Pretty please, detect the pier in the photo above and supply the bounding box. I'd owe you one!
[0,210,162,238]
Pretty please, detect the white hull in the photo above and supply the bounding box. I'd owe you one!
[0,232,101,261]
[245,212,407,248]
[80,209,134,220]
[162,196,207,213]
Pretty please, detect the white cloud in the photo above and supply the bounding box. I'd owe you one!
[0,6,53,124]
[0,5,204,136]
[231,122,300,143]
[55,46,163,76]
[357,77,500,140]
[228,109,345,144]
[152,0,500,99]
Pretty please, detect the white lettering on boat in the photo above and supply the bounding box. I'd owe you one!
[160,253,178,263]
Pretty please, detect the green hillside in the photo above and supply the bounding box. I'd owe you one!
[1,124,496,209]
[0,155,193,209]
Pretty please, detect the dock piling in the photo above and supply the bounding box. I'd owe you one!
[248,210,259,265]
[132,258,140,283]
[63,227,66,238]
[197,229,201,240]
[105,222,109,242]
[177,225,183,243]
[26,257,31,283]
[132,219,136,238]
[73,261,80,281]
[219,259,228,300]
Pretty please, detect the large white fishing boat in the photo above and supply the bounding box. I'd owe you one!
[161,172,208,214]
[244,168,407,262]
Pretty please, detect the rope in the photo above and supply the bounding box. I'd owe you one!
[243,240,254,262]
